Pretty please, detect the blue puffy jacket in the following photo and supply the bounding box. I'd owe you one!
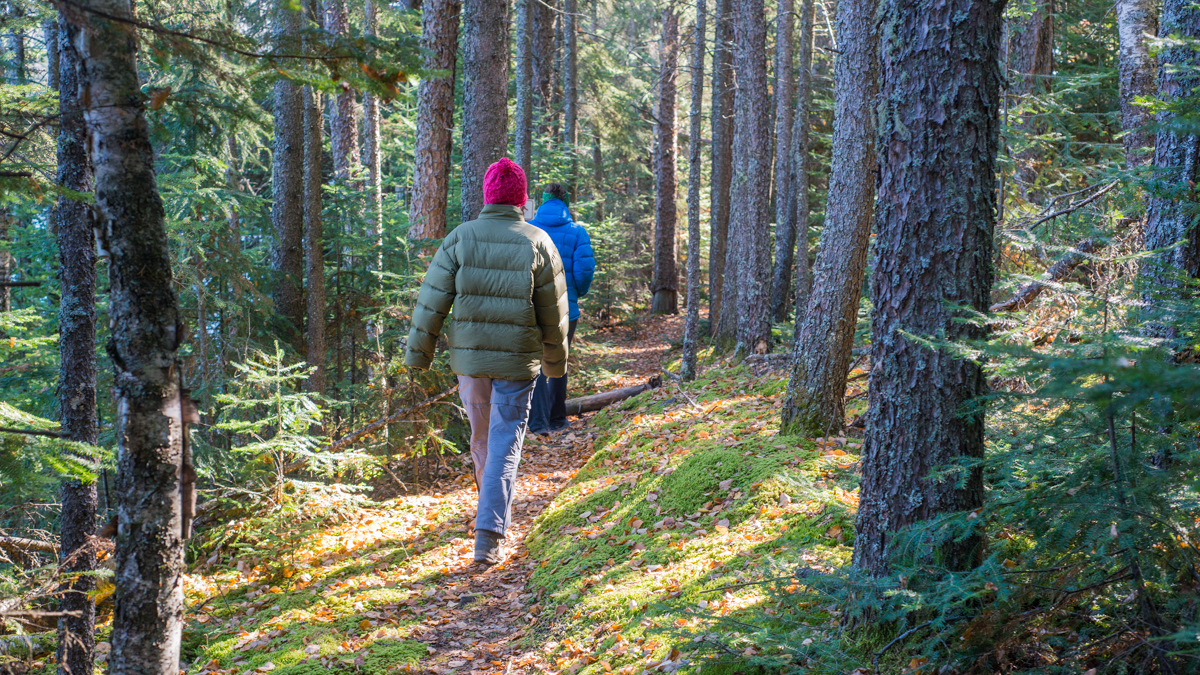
[529,199,595,321]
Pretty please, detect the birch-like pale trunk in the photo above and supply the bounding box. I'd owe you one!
[1117,0,1158,168]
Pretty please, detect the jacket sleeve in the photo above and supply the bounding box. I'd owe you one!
[404,238,458,370]
[533,241,570,378]
[573,227,596,298]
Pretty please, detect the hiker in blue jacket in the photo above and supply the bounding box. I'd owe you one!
[528,183,596,434]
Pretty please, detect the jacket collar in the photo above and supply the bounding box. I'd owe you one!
[478,204,523,221]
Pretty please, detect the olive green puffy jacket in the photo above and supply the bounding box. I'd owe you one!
[404,204,570,381]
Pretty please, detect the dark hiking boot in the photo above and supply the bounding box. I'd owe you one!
[474,529,505,565]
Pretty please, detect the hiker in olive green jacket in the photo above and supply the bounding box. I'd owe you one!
[404,158,569,565]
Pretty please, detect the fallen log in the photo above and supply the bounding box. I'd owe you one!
[0,536,59,556]
[566,376,662,416]
[991,237,1101,313]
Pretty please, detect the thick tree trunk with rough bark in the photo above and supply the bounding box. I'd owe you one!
[682,0,706,380]
[1117,0,1157,167]
[303,85,327,395]
[652,9,679,315]
[409,0,460,239]
[729,0,772,355]
[853,0,1003,576]
[271,0,305,352]
[781,0,878,434]
[70,0,185,670]
[325,0,360,182]
[564,0,579,193]
[515,0,534,182]
[769,0,796,324]
[709,0,735,336]
[460,0,510,223]
[532,0,556,119]
[54,15,97,675]
[1008,0,1053,199]
[1142,0,1200,290]
[787,0,816,325]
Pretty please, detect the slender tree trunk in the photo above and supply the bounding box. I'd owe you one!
[325,0,361,182]
[730,0,772,355]
[1142,0,1200,290]
[564,0,579,195]
[1117,0,1157,168]
[364,0,383,249]
[54,15,97,675]
[652,9,680,315]
[409,0,460,239]
[788,0,816,325]
[304,84,327,395]
[69,0,186,670]
[592,126,604,222]
[1008,0,1053,200]
[44,20,58,90]
[515,0,534,183]
[854,0,1003,576]
[709,0,735,336]
[460,0,510,223]
[532,0,556,121]
[271,0,305,353]
[780,0,878,434]
[769,0,796,324]
[682,0,706,380]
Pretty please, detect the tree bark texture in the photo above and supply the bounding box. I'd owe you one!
[854,0,1003,576]
[460,0,510,223]
[787,0,816,326]
[1142,0,1200,288]
[781,0,878,434]
[769,0,796,324]
[271,0,305,353]
[709,0,735,336]
[564,0,579,192]
[304,85,327,395]
[682,0,706,380]
[652,9,679,315]
[592,126,603,222]
[70,0,186,670]
[409,0,460,239]
[364,0,383,253]
[55,14,97,675]
[728,0,772,355]
[532,0,556,117]
[325,0,361,182]
[1007,0,1053,198]
[515,0,534,183]
[44,19,59,90]
[1117,0,1157,167]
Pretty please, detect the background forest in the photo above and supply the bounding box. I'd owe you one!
[1,0,1200,672]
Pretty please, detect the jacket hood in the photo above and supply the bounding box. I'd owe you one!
[531,199,573,227]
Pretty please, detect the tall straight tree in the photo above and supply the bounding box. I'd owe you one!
[271,0,305,352]
[409,0,460,239]
[460,0,510,222]
[363,0,383,244]
[769,0,796,324]
[854,0,1004,575]
[787,0,816,321]
[69,0,186,671]
[681,0,706,380]
[1116,0,1157,167]
[708,0,735,336]
[515,0,534,182]
[531,0,557,116]
[729,0,773,355]
[652,8,680,315]
[780,0,879,434]
[303,83,327,395]
[1142,0,1200,290]
[325,0,360,181]
[564,0,579,193]
[54,15,97,675]
[1008,0,1053,198]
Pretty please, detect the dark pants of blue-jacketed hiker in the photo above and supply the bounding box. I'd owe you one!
[458,376,535,537]
[529,319,578,433]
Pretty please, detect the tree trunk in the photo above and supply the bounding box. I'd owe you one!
[304,84,327,395]
[1116,0,1157,168]
[729,0,772,356]
[769,0,796,324]
[409,0,460,239]
[564,0,579,195]
[780,0,878,434]
[532,0,556,120]
[709,0,735,336]
[515,0,534,183]
[364,0,383,252]
[1142,0,1200,290]
[271,0,305,353]
[44,20,58,90]
[460,0,510,223]
[592,126,603,222]
[788,0,816,325]
[682,0,706,380]
[651,9,679,315]
[853,0,1003,576]
[54,14,97,675]
[1008,0,1053,200]
[69,0,186,670]
[325,0,361,182]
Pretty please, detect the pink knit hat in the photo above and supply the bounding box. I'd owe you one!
[482,158,528,207]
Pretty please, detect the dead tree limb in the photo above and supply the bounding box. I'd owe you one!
[0,535,60,556]
[991,237,1102,313]
[566,376,662,416]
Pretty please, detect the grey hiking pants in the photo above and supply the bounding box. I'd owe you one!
[458,375,536,537]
